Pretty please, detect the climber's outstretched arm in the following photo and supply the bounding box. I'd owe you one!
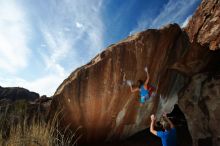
[130,86,139,93]
[150,114,157,136]
[144,67,150,86]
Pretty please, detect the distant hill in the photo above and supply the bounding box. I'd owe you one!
[0,86,39,101]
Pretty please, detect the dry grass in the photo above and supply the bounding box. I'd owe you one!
[1,121,51,146]
[0,103,82,146]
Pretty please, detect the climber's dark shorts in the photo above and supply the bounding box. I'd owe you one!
[140,95,150,103]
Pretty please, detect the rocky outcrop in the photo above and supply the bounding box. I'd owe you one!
[178,68,220,146]
[50,0,220,145]
[174,45,220,146]
[51,24,191,144]
[185,0,220,50]
[0,92,52,141]
[176,0,220,145]
[0,86,39,101]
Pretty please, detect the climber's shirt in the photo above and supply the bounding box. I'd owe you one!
[139,85,150,103]
[157,128,177,146]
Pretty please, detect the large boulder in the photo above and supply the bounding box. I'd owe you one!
[50,24,190,144]
[50,1,220,145]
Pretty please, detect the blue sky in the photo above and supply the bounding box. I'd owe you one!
[0,0,201,96]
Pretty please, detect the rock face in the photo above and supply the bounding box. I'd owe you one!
[185,0,220,50]
[0,86,39,101]
[50,0,220,145]
[177,0,220,145]
[51,24,190,144]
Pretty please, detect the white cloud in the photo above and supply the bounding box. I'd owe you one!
[39,0,104,70]
[17,0,104,96]
[181,15,192,28]
[38,0,104,63]
[0,0,30,73]
[41,28,72,63]
[0,0,105,96]
[41,53,67,77]
[76,22,84,29]
[0,74,65,96]
[27,75,63,96]
[131,0,200,34]
[64,27,71,32]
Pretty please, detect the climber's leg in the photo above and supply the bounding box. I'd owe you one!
[139,96,146,106]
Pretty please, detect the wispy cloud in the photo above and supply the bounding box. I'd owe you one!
[76,22,84,29]
[37,0,104,95]
[181,15,192,28]
[0,0,105,96]
[0,75,63,96]
[131,0,200,34]
[0,0,30,73]
[37,0,104,67]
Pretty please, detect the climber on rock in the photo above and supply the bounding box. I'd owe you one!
[150,113,177,146]
[127,66,155,105]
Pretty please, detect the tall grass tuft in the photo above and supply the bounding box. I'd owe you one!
[0,100,81,146]
[2,120,51,146]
